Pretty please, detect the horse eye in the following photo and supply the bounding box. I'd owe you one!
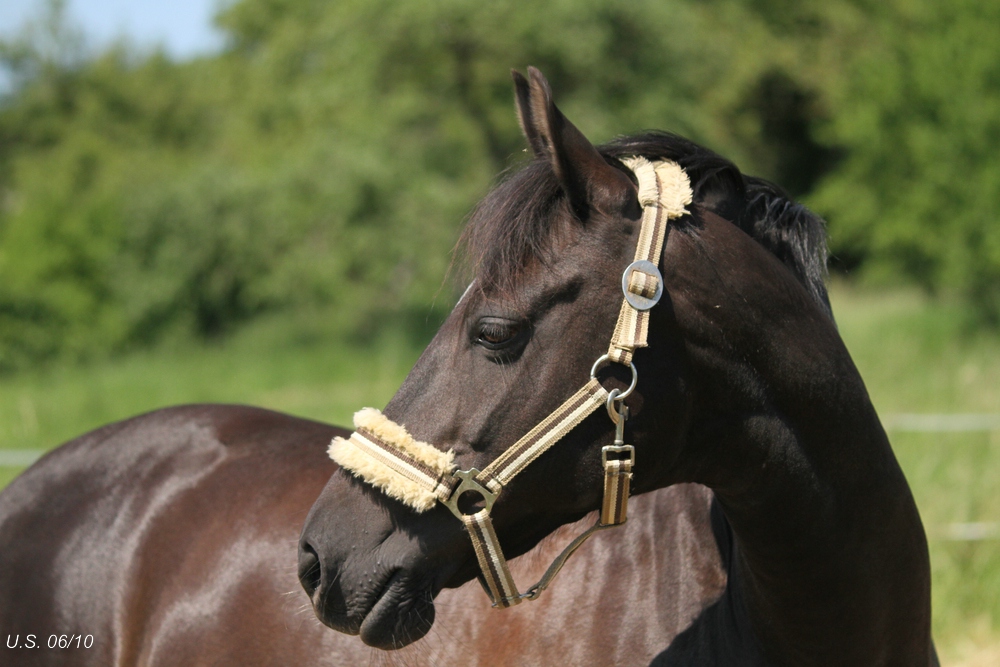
[475,320,522,349]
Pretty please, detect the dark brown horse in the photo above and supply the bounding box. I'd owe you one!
[299,68,938,665]
[0,67,935,666]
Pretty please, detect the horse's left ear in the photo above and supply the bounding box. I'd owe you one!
[513,67,638,221]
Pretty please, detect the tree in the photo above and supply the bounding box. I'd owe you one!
[1,0,996,370]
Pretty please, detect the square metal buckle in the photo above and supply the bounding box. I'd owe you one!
[602,444,635,466]
[442,469,499,520]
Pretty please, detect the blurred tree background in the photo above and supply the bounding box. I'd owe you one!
[0,0,997,371]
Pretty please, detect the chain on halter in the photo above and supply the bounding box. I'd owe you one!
[329,157,692,607]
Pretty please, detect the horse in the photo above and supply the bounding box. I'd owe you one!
[298,68,938,665]
[0,65,936,666]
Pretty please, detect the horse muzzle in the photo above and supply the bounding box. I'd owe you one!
[298,478,471,648]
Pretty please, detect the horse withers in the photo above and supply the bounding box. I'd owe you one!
[299,68,938,665]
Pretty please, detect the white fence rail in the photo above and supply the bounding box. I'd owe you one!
[939,522,1000,541]
[883,413,1000,433]
[0,449,43,467]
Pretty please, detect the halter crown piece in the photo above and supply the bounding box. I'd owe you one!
[330,157,692,607]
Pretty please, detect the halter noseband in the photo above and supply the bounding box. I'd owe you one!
[330,157,692,607]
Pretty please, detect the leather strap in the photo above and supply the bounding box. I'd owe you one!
[461,444,634,608]
[607,157,691,365]
[462,510,522,608]
[601,457,632,525]
[478,378,609,488]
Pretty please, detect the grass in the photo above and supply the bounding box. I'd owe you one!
[0,311,429,454]
[1,283,998,663]
[0,467,21,489]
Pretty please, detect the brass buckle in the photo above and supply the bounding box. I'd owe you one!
[442,468,499,520]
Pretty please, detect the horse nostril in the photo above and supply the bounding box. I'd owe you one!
[298,541,322,597]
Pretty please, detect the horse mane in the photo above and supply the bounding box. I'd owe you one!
[461,131,831,315]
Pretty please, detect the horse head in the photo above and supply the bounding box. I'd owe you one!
[297,66,890,656]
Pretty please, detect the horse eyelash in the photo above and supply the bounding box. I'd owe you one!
[479,323,517,344]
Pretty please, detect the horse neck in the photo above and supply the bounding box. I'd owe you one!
[663,211,933,663]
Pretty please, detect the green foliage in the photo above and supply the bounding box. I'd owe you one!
[0,0,997,369]
[810,0,1000,321]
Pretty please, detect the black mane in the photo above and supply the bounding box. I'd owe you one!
[461,131,831,315]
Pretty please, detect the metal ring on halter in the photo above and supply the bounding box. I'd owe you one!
[590,354,638,400]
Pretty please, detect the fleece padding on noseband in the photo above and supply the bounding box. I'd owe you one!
[329,409,456,512]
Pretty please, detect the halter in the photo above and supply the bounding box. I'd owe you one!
[330,157,691,607]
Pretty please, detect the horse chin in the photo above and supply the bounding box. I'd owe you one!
[357,573,436,650]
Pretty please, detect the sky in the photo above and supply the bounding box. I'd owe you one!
[0,0,225,60]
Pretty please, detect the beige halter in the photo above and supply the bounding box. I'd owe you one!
[330,157,692,607]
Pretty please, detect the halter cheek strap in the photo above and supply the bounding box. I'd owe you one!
[329,157,691,608]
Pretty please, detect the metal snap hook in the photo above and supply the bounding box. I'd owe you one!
[605,388,632,427]
[606,388,622,423]
[590,354,638,400]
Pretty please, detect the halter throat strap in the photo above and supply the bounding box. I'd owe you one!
[329,157,691,607]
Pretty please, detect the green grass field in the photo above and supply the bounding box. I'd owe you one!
[1,284,998,663]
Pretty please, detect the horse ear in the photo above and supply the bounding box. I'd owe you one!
[512,69,547,159]
[512,67,637,221]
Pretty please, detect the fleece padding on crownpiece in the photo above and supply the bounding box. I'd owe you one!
[623,156,692,217]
